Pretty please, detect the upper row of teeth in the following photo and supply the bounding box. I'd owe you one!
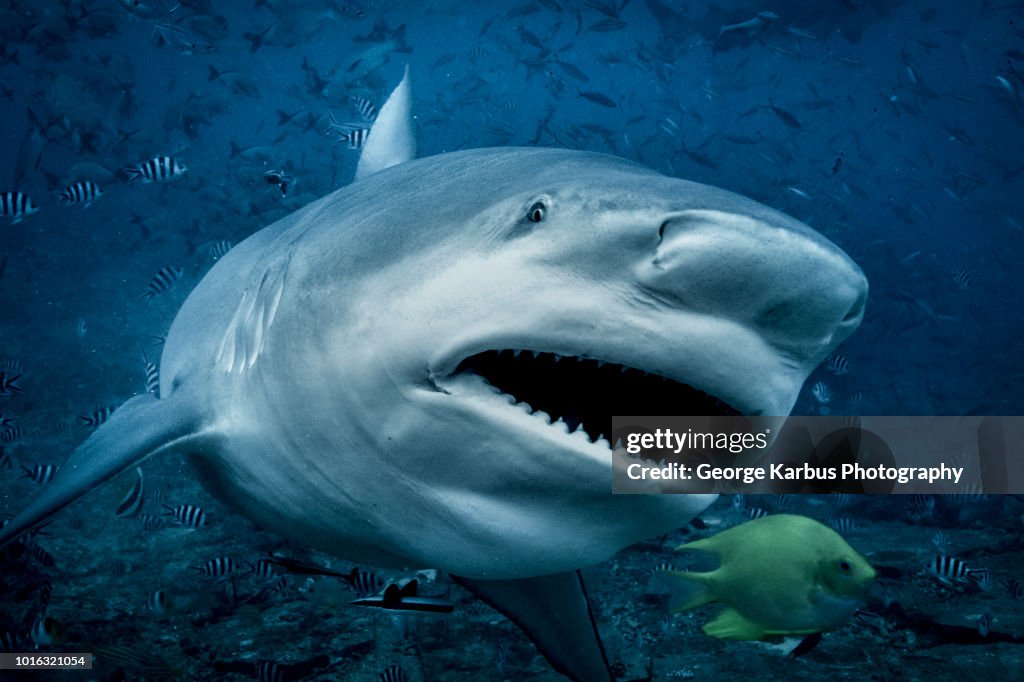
[497,349,669,378]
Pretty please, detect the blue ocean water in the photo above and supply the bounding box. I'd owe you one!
[1,1,1023,680]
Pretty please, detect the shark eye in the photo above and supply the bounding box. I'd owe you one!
[527,201,546,223]
[839,560,852,573]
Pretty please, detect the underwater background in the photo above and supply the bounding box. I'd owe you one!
[1,0,1023,680]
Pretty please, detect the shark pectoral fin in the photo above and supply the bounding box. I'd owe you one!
[452,571,613,682]
[703,607,767,640]
[0,391,210,547]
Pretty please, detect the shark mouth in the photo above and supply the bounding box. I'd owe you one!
[454,350,742,445]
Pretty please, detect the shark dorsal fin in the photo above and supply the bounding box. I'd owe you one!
[355,64,415,180]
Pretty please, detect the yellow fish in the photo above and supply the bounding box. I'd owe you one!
[669,514,875,640]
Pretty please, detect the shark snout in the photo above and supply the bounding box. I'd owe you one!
[642,209,868,358]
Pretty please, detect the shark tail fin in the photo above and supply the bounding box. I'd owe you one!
[452,571,613,682]
[0,391,212,548]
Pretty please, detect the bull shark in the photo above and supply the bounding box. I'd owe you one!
[0,68,867,680]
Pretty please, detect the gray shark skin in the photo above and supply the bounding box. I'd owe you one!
[0,147,867,681]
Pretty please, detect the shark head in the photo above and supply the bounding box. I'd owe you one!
[185,146,866,580]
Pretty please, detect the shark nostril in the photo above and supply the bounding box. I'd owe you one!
[657,221,668,243]
[841,290,867,325]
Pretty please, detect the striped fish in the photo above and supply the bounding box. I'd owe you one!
[811,381,832,404]
[745,506,769,520]
[21,463,59,485]
[379,665,409,682]
[257,660,288,682]
[927,554,974,586]
[142,354,159,396]
[336,125,370,149]
[197,555,238,578]
[0,372,22,395]
[142,265,183,302]
[1,426,24,443]
[116,467,145,517]
[825,353,850,375]
[57,181,103,207]
[951,268,972,290]
[0,191,39,224]
[341,567,383,597]
[931,530,951,553]
[0,360,23,373]
[208,240,233,260]
[250,558,276,580]
[351,95,377,121]
[79,406,116,429]
[123,156,187,183]
[825,516,856,533]
[147,590,171,615]
[652,561,682,574]
[164,503,206,528]
[138,513,165,531]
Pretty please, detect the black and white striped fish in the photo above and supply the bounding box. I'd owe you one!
[336,125,370,149]
[142,354,159,396]
[79,406,116,429]
[927,554,979,586]
[379,665,409,682]
[197,555,239,578]
[116,467,145,517]
[0,372,22,395]
[825,516,856,533]
[341,567,383,597]
[351,95,377,121]
[138,513,164,531]
[208,240,233,260]
[1,426,24,443]
[257,660,288,682]
[811,381,832,404]
[652,561,682,574]
[250,558,276,580]
[122,156,188,183]
[0,360,22,373]
[142,265,183,302]
[745,506,769,520]
[147,590,171,615]
[951,268,972,290]
[0,191,39,224]
[164,503,206,528]
[57,181,103,207]
[21,464,59,485]
[825,353,850,375]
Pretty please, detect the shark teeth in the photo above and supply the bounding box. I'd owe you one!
[453,348,741,448]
